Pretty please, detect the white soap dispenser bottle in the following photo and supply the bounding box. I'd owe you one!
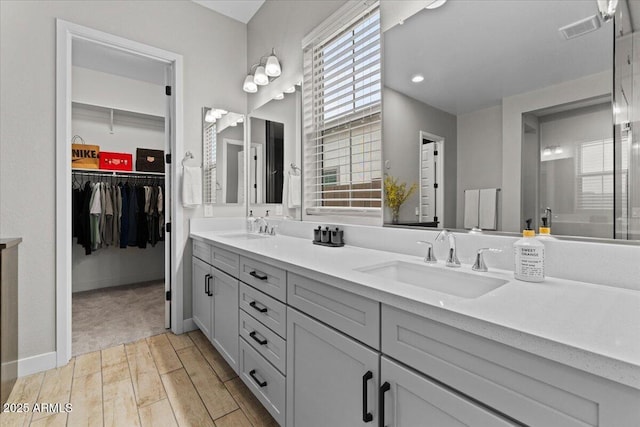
[514,219,545,282]
[246,210,256,233]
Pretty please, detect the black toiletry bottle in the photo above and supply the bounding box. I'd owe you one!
[321,226,330,243]
[313,226,322,243]
[331,227,344,245]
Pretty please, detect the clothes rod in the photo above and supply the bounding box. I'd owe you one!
[72,169,165,178]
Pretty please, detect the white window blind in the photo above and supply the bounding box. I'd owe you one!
[577,138,628,210]
[203,123,217,204]
[303,2,382,214]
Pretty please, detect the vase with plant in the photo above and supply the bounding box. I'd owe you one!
[384,175,417,224]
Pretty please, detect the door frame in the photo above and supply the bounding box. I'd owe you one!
[418,130,445,224]
[221,138,244,203]
[55,19,185,367]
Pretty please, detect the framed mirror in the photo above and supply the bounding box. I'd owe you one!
[381,0,638,241]
[202,107,245,204]
[247,87,302,219]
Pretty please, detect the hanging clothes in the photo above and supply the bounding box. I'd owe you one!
[120,183,130,249]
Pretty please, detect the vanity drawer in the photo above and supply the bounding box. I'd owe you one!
[240,283,287,338]
[192,239,211,264]
[240,310,286,374]
[287,273,380,349]
[239,338,286,426]
[211,245,240,277]
[381,305,606,427]
[240,256,286,302]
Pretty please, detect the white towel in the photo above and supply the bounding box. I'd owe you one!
[479,188,499,230]
[464,189,480,229]
[182,166,202,207]
[288,173,301,208]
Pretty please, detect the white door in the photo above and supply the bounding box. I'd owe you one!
[286,308,379,427]
[164,64,173,329]
[420,138,437,223]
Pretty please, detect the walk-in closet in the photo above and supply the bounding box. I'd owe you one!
[70,39,171,355]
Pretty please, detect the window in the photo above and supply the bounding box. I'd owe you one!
[303,2,382,214]
[577,138,628,210]
[203,122,217,204]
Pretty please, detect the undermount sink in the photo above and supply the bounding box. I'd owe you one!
[220,232,270,240]
[356,260,508,298]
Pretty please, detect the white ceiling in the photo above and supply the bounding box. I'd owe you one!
[384,0,613,115]
[192,0,265,24]
[72,38,167,85]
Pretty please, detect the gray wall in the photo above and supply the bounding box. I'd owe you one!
[456,105,503,229]
[382,87,457,226]
[0,0,246,360]
[246,0,345,112]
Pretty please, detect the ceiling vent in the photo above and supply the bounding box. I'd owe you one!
[559,15,602,40]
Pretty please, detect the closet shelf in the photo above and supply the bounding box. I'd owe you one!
[72,101,164,121]
[72,168,165,177]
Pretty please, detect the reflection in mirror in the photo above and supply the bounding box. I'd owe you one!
[381,0,630,239]
[202,107,245,204]
[248,87,302,219]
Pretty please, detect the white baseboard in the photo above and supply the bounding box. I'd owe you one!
[182,318,197,333]
[18,351,57,377]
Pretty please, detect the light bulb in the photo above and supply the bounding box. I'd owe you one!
[554,146,563,154]
[243,75,257,93]
[274,93,284,100]
[265,55,281,77]
[543,147,552,156]
[426,0,447,9]
[254,66,269,85]
[411,74,424,83]
[237,117,244,123]
[284,86,296,93]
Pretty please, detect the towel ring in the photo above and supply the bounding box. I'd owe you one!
[182,151,195,166]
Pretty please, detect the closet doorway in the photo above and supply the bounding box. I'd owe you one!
[56,21,185,367]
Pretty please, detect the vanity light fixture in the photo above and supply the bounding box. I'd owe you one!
[597,0,618,22]
[554,146,564,154]
[243,75,258,93]
[237,116,244,123]
[543,147,552,156]
[254,65,269,86]
[426,0,447,10]
[274,93,285,100]
[265,49,282,77]
[411,74,425,83]
[204,109,216,123]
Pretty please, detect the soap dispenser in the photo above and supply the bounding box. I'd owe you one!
[538,216,555,240]
[513,219,545,282]
[246,210,256,233]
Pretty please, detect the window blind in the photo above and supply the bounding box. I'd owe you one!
[203,123,217,204]
[303,2,382,214]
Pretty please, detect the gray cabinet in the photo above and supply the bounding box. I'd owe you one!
[192,257,212,339]
[380,357,514,427]
[192,247,239,373]
[211,268,239,372]
[286,308,379,427]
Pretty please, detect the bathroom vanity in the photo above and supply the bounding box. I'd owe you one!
[190,222,639,426]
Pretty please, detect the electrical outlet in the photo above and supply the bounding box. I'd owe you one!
[204,205,213,217]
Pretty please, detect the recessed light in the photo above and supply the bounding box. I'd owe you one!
[426,0,447,9]
[411,74,424,83]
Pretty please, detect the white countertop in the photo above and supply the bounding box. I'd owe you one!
[190,229,640,390]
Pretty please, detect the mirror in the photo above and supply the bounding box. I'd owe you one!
[202,107,245,204]
[381,0,639,240]
[248,87,302,219]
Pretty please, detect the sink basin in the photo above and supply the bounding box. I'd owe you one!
[356,261,508,298]
[220,233,270,240]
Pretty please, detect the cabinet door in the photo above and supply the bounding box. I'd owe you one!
[211,268,239,373]
[287,308,379,427]
[380,357,515,427]
[192,257,213,339]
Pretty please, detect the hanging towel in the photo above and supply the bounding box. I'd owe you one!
[479,188,499,230]
[287,173,302,208]
[463,189,480,229]
[182,166,202,207]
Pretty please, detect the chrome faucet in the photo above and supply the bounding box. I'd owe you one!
[417,241,437,263]
[472,248,502,272]
[255,217,268,234]
[436,230,460,268]
[543,207,552,228]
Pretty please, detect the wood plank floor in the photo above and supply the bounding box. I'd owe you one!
[1,331,278,427]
